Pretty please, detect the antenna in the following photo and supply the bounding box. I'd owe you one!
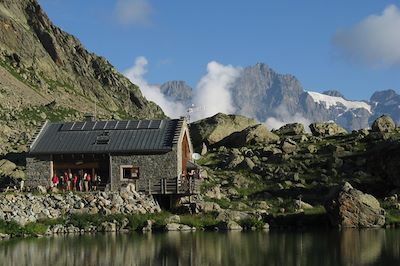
[94,98,97,120]
[186,104,205,123]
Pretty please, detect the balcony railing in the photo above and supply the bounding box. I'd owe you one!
[137,177,202,195]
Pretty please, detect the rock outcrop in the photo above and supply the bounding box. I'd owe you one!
[371,115,396,133]
[189,113,258,148]
[309,122,347,137]
[0,0,164,155]
[325,183,385,228]
[215,124,279,148]
[275,123,305,136]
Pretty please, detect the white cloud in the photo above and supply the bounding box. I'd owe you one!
[114,0,152,26]
[124,56,186,118]
[333,5,400,67]
[264,104,311,131]
[192,61,241,121]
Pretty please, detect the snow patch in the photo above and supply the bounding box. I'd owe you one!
[308,91,371,113]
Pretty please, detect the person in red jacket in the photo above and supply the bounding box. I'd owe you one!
[52,174,59,188]
[73,174,78,191]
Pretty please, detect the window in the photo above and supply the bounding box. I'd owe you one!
[95,132,110,145]
[120,165,140,180]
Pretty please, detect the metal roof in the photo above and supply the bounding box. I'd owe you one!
[29,118,183,155]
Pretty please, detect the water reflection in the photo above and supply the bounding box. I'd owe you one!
[0,229,399,266]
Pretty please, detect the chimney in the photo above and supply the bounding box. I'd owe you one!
[84,113,95,122]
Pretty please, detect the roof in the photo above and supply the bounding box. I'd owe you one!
[29,118,183,155]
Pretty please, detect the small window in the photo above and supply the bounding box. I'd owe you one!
[95,132,110,145]
[121,165,140,180]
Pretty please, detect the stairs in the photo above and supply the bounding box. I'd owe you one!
[27,121,48,149]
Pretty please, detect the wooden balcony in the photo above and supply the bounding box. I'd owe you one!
[136,177,202,195]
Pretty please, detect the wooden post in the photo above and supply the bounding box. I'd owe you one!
[148,179,151,194]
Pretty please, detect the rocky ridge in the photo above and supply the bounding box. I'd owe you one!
[190,114,400,228]
[160,64,400,131]
[0,0,164,155]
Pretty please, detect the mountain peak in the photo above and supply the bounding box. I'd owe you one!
[370,89,398,102]
[322,90,345,99]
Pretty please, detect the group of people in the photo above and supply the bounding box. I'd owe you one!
[51,170,101,192]
[178,169,201,190]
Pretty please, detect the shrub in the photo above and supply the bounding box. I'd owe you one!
[238,217,264,230]
[180,214,219,229]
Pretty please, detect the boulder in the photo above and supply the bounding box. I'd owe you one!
[216,124,279,148]
[371,115,395,133]
[165,215,181,224]
[275,123,305,136]
[36,185,47,194]
[199,202,221,213]
[309,122,347,137]
[0,159,17,176]
[325,182,385,228]
[218,220,242,230]
[216,209,249,222]
[201,143,208,155]
[142,220,153,232]
[295,200,313,210]
[190,113,258,148]
[242,158,255,170]
[225,151,244,169]
[204,185,223,200]
[165,223,181,231]
[281,139,298,154]
[262,223,270,231]
[232,174,251,189]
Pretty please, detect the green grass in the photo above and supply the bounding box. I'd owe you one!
[180,214,220,229]
[385,209,400,225]
[0,220,48,236]
[17,105,79,122]
[203,196,231,209]
[303,205,326,215]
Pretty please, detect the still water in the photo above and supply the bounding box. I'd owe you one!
[0,229,399,266]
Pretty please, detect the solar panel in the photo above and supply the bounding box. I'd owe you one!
[116,120,129,130]
[105,121,118,130]
[60,120,163,132]
[127,120,139,129]
[82,121,96,130]
[138,120,150,129]
[93,121,107,130]
[149,120,162,129]
[60,123,74,131]
[72,122,85,130]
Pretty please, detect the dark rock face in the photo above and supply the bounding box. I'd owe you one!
[325,183,385,228]
[0,0,164,116]
[159,81,193,108]
[369,90,400,125]
[230,63,305,121]
[322,90,345,98]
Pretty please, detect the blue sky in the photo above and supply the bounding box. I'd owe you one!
[39,0,400,100]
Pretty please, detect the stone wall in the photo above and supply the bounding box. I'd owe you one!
[0,186,160,226]
[25,155,52,188]
[110,150,178,191]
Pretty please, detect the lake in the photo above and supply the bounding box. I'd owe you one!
[0,229,399,266]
